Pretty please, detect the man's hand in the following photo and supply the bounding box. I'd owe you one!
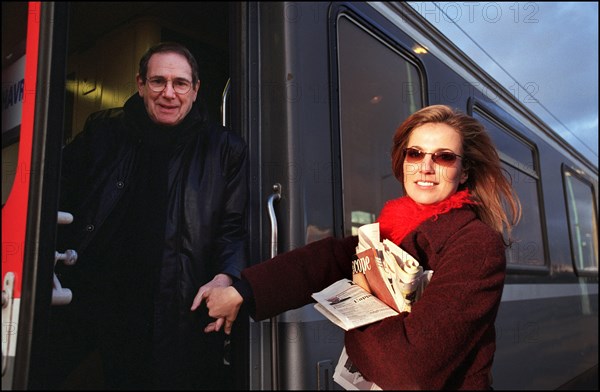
[191,275,243,335]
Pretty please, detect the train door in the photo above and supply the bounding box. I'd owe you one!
[3,2,249,389]
[2,2,69,389]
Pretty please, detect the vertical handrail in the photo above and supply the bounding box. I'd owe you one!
[221,78,231,127]
[266,183,282,389]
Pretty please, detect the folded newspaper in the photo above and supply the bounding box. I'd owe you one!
[351,222,432,313]
[312,279,399,330]
[324,222,433,390]
[334,346,382,390]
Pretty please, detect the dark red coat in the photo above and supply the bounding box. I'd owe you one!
[242,206,505,389]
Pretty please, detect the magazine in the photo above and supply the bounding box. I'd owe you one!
[352,223,432,313]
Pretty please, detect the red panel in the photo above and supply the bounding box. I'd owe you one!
[2,2,41,299]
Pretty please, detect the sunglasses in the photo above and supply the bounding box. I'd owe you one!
[403,147,462,167]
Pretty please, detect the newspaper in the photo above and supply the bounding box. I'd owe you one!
[332,222,433,390]
[312,279,399,331]
[333,347,382,390]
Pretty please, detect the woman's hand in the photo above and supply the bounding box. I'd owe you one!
[191,285,243,335]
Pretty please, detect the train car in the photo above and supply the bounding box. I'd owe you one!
[2,2,597,390]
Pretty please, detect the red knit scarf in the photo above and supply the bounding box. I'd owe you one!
[376,189,476,245]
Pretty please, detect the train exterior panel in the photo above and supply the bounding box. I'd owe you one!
[2,2,597,390]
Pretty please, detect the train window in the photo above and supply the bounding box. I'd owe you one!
[336,15,422,236]
[483,117,535,171]
[562,167,599,276]
[473,109,546,268]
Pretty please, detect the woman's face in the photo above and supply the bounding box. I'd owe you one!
[403,122,468,205]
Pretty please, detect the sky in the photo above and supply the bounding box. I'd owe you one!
[408,2,599,166]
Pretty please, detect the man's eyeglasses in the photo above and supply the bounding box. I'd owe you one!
[403,147,462,167]
[146,77,193,94]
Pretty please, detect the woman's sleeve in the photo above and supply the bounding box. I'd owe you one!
[242,235,358,321]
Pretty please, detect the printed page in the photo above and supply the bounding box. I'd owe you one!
[312,279,398,331]
[356,222,380,252]
[333,346,382,390]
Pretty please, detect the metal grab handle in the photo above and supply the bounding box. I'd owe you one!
[221,78,231,127]
[267,183,282,389]
[55,249,77,266]
[53,211,78,305]
[267,183,282,259]
[57,210,73,225]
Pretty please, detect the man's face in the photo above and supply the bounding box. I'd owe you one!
[136,52,200,126]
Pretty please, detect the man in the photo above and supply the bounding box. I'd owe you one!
[54,42,248,390]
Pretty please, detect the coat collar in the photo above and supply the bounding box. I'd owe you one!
[122,93,207,145]
[407,206,478,254]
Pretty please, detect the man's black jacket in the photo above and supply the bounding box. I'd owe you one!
[55,93,248,387]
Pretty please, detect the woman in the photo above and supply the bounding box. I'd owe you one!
[192,105,521,389]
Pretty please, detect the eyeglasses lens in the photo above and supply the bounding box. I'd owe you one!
[404,148,458,166]
[147,78,192,94]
